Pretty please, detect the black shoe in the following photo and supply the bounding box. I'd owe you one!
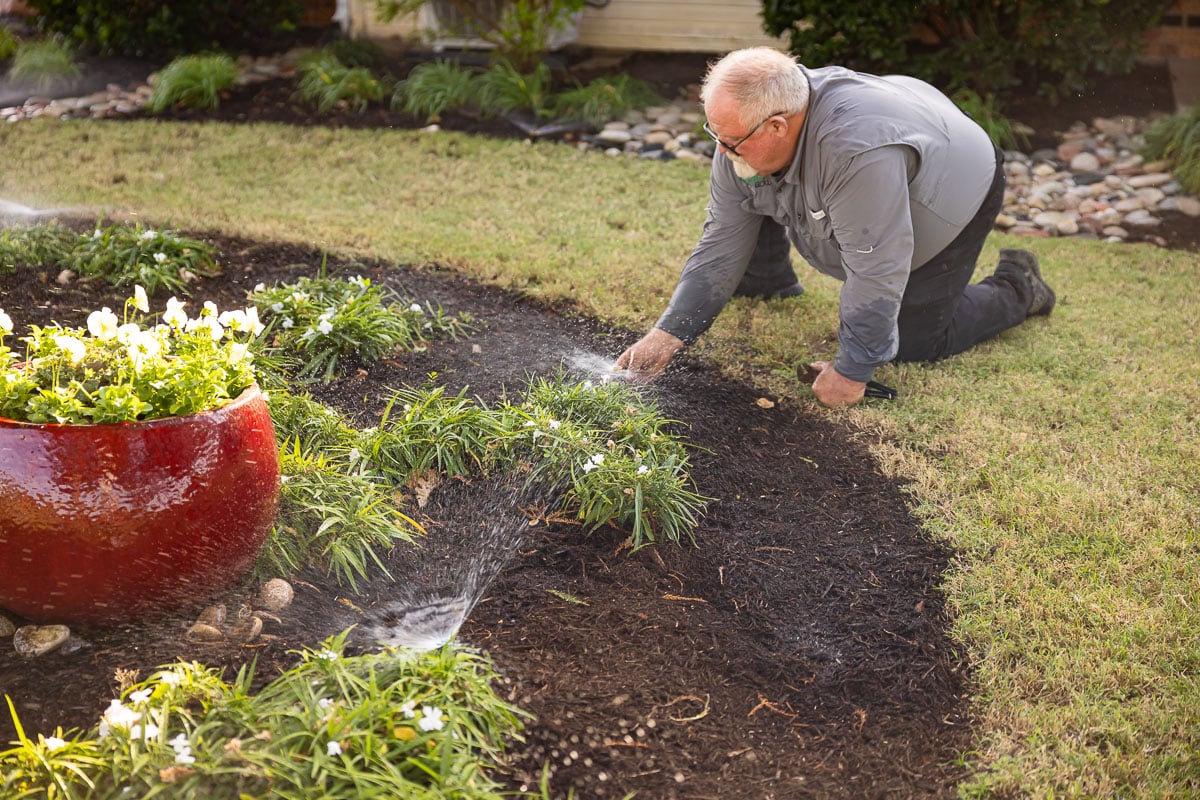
[734,281,804,300]
[999,248,1055,315]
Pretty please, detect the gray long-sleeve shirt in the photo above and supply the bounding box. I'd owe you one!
[656,66,996,381]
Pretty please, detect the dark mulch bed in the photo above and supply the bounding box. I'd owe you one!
[0,50,1192,799]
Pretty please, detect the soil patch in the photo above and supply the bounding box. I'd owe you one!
[0,230,967,799]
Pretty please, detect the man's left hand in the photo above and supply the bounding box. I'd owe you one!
[809,361,866,407]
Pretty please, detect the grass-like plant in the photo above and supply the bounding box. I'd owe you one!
[296,51,385,113]
[1141,104,1200,195]
[147,54,240,113]
[0,221,218,294]
[0,635,528,799]
[953,88,1028,151]
[0,26,17,63]
[7,36,79,93]
[393,59,480,120]
[322,37,387,70]
[554,75,662,126]
[475,59,554,119]
[250,273,472,383]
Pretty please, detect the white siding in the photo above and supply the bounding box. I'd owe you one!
[346,0,788,53]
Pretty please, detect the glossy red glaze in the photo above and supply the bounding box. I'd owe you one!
[0,385,280,625]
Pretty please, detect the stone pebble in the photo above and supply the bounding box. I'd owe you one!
[2,52,1196,246]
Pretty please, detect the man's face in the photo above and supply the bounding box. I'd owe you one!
[703,91,780,178]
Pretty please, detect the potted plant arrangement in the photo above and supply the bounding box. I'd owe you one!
[0,287,280,625]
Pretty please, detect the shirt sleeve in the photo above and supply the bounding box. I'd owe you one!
[824,146,917,382]
[655,157,762,345]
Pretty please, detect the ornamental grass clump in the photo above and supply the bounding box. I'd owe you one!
[0,288,263,424]
[250,274,472,383]
[147,54,240,113]
[296,51,386,113]
[7,36,79,93]
[0,221,219,295]
[0,634,528,799]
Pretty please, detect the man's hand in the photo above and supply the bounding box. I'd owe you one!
[614,328,684,384]
[809,360,866,407]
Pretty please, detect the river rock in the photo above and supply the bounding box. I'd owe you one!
[227,615,263,643]
[13,625,70,657]
[1127,172,1172,189]
[197,604,226,626]
[257,578,294,612]
[1069,152,1101,172]
[0,614,16,637]
[186,622,225,643]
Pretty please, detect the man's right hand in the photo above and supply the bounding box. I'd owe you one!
[614,328,684,384]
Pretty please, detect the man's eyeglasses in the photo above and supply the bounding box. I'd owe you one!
[702,111,783,158]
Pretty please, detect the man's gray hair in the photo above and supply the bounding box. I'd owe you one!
[700,47,810,126]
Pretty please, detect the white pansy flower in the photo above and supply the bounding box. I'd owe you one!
[163,297,188,330]
[186,315,224,342]
[218,309,249,332]
[0,308,11,335]
[244,306,264,335]
[127,330,162,372]
[227,342,249,364]
[133,285,149,313]
[43,736,67,752]
[87,307,120,340]
[115,323,141,345]
[54,335,87,365]
[202,301,218,317]
[417,706,445,732]
[327,740,343,756]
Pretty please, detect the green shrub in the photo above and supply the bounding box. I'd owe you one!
[296,52,386,114]
[394,59,481,120]
[323,37,387,70]
[7,36,79,92]
[554,74,662,126]
[24,0,302,60]
[761,0,1173,100]
[148,54,240,113]
[1141,105,1200,196]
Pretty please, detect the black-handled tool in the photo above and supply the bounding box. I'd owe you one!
[796,363,897,401]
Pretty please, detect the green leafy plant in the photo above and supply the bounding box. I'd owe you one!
[0,221,219,294]
[296,51,386,114]
[22,0,302,61]
[250,273,472,383]
[7,36,80,93]
[1141,104,1200,196]
[148,54,240,113]
[554,74,662,126]
[373,0,585,71]
[761,0,1174,100]
[0,288,261,424]
[393,58,481,120]
[952,88,1028,151]
[323,37,387,70]
[0,635,528,799]
[476,58,554,119]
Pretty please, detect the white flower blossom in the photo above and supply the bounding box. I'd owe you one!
[169,733,195,764]
[418,706,445,732]
[318,697,334,709]
[637,464,650,475]
[115,323,141,345]
[317,318,334,335]
[43,736,67,752]
[290,291,308,303]
[582,453,604,473]
[140,229,157,241]
[158,671,183,686]
[400,701,416,719]
[127,330,162,372]
[133,285,149,313]
[548,419,561,429]
[128,689,153,705]
[100,699,141,733]
[129,722,160,739]
[186,315,224,342]
[244,306,264,335]
[0,308,11,335]
[270,302,284,313]
[254,282,266,292]
[87,307,120,341]
[327,741,343,756]
[409,303,423,313]
[163,297,188,330]
[281,317,294,329]
[314,648,339,661]
[53,335,87,365]
[349,275,368,288]
[218,309,248,331]
[202,301,219,317]
[227,342,250,365]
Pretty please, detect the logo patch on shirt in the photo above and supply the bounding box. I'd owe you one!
[809,209,826,220]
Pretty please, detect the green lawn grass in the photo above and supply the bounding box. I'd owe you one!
[3,120,1198,796]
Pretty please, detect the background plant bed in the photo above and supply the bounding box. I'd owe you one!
[0,228,967,799]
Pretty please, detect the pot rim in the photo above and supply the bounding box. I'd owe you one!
[0,382,263,429]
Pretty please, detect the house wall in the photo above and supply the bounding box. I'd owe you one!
[345,0,788,53]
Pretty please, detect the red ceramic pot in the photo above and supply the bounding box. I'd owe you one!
[0,384,280,626]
